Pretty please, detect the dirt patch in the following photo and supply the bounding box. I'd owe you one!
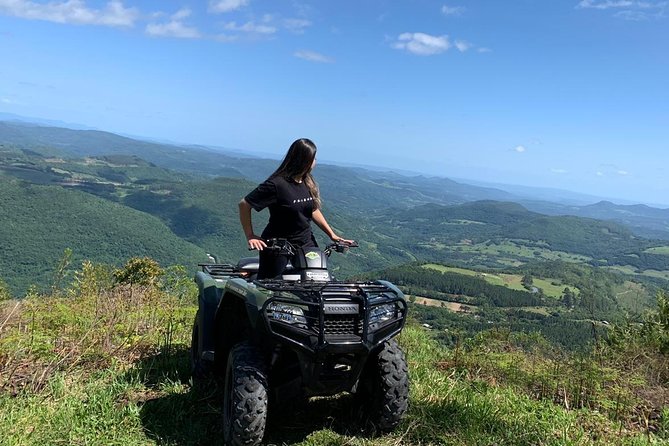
[413,296,476,313]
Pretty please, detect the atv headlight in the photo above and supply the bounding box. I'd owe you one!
[267,302,307,325]
[368,303,396,331]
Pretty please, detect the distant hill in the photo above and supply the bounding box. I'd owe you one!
[522,199,669,240]
[372,200,669,271]
[0,180,208,294]
[0,120,517,209]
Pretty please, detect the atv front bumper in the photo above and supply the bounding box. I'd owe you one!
[259,281,407,355]
[258,281,407,394]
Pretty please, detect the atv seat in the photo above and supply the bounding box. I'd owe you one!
[237,257,295,273]
[237,257,260,272]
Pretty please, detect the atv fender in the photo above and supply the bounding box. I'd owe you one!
[220,278,264,328]
[376,280,405,301]
[194,271,225,356]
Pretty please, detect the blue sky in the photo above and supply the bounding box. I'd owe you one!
[1,0,668,205]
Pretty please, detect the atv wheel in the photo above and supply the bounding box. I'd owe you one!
[223,342,268,446]
[190,312,209,380]
[357,339,409,432]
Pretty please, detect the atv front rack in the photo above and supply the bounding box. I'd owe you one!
[254,279,395,295]
[256,280,407,356]
[198,263,248,279]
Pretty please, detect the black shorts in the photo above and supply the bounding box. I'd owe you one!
[257,236,317,280]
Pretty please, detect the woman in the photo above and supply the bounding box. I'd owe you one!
[239,138,353,279]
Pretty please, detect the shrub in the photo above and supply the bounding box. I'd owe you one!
[0,278,11,301]
[69,261,114,299]
[113,257,163,287]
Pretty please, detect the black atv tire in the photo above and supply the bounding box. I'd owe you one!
[357,339,409,432]
[223,341,268,446]
[190,312,209,380]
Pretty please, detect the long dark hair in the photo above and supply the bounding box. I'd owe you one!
[271,138,321,209]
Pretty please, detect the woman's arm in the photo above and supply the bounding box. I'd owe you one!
[312,209,354,243]
[239,199,267,250]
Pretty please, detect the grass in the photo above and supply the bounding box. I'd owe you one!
[644,247,669,255]
[1,263,667,445]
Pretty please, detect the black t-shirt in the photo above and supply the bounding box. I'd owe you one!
[244,175,316,246]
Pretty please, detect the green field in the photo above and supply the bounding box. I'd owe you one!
[423,264,579,299]
[605,265,669,282]
[430,240,593,266]
[615,281,653,312]
[641,269,669,280]
[644,246,669,255]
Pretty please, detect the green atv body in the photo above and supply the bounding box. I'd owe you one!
[191,241,409,445]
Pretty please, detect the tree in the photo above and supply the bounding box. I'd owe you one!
[521,274,533,289]
[562,287,575,307]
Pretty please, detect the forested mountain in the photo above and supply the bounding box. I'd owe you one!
[2,120,669,295]
[0,180,208,293]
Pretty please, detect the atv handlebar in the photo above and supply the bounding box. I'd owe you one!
[248,238,358,257]
[323,240,358,256]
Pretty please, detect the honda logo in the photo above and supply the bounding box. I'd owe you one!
[324,303,359,314]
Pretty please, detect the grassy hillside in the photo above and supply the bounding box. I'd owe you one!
[1,269,666,445]
[0,180,208,294]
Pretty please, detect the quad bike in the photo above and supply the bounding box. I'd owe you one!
[190,239,409,445]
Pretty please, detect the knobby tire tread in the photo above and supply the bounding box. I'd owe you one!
[225,342,268,446]
[364,339,410,432]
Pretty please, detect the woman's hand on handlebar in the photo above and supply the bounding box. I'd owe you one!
[331,235,356,246]
[247,236,267,251]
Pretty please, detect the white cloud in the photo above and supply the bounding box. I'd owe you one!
[283,18,311,33]
[617,170,629,175]
[441,5,466,16]
[294,50,334,63]
[596,171,605,176]
[551,168,568,174]
[0,0,138,27]
[478,47,492,53]
[172,8,191,21]
[392,32,451,56]
[577,0,657,9]
[614,9,652,19]
[223,21,276,34]
[576,0,667,20]
[146,8,201,39]
[454,40,472,52]
[1,97,12,104]
[209,0,249,14]
[514,145,527,153]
